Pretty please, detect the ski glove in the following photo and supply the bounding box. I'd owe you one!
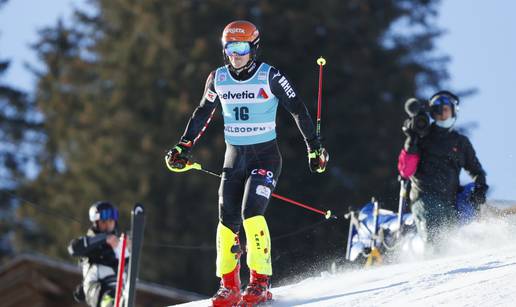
[402,119,420,154]
[165,138,192,170]
[307,138,329,173]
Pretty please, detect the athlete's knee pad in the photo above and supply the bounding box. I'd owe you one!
[216,222,241,277]
[243,215,272,275]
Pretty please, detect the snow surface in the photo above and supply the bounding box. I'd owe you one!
[174,206,516,307]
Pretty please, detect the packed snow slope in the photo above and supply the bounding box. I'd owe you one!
[175,203,516,307]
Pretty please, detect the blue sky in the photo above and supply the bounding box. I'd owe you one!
[1,0,515,200]
[436,0,516,201]
[0,0,83,90]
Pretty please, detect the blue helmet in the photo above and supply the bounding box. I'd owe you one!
[88,201,119,223]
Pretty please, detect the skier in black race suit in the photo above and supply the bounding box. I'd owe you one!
[166,20,329,306]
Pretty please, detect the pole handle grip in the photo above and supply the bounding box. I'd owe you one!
[165,158,202,173]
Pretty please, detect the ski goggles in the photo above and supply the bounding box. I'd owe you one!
[430,95,457,107]
[429,94,458,115]
[224,41,251,56]
[98,207,119,221]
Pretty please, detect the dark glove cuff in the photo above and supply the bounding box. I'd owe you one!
[177,137,193,154]
[306,136,321,152]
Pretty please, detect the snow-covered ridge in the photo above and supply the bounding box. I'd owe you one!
[175,202,516,306]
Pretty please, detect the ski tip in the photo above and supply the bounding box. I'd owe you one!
[133,203,145,215]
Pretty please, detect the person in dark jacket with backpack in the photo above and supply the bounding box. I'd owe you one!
[398,91,488,249]
[68,201,129,307]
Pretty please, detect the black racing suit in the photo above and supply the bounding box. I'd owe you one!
[68,228,120,307]
[409,124,487,245]
[181,61,318,233]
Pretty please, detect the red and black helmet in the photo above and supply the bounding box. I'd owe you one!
[221,20,260,66]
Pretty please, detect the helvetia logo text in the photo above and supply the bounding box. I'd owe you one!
[221,90,255,100]
[221,89,269,100]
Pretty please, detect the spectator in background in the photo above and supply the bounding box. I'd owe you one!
[68,201,129,307]
[398,91,488,250]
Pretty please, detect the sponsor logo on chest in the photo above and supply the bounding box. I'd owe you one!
[221,90,256,100]
[219,87,270,102]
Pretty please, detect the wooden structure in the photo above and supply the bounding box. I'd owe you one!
[0,254,206,307]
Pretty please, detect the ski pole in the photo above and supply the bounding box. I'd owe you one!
[316,57,326,137]
[114,233,128,307]
[166,159,336,219]
[270,192,335,219]
[396,177,410,239]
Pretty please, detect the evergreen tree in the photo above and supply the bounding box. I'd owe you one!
[1,0,44,259]
[0,59,43,260]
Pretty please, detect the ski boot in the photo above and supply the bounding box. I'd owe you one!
[211,265,242,307]
[240,270,272,306]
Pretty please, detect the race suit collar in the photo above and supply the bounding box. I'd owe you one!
[228,61,261,81]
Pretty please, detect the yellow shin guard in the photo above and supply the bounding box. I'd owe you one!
[216,223,240,277]
[243,216,272,275]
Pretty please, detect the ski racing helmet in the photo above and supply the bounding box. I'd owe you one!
[221,20,260,69]
[429,90,459,128]
[89,201,119,224]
